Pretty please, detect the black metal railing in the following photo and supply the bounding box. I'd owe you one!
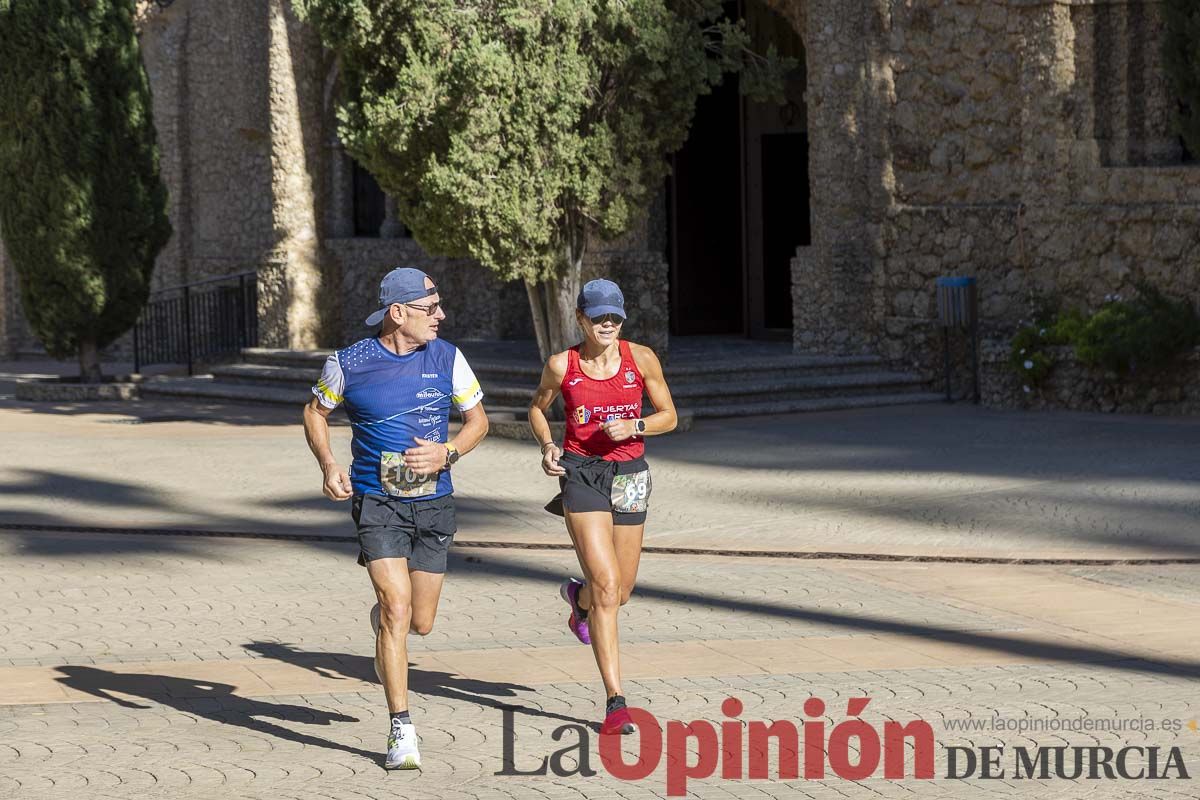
[133,271,258,374]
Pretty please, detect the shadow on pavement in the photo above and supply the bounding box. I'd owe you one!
[53,665,380,764]
[0,396,319,428]
[451,552,1200,681]
[243,641,596,730]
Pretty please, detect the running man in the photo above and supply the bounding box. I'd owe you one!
[528,278,678,734]
[302,267,488,769]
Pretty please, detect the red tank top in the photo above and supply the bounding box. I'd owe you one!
[561,340,645,461]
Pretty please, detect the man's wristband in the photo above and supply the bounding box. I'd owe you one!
[540,441,556,454]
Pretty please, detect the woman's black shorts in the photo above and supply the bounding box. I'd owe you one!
[545,452,652,525]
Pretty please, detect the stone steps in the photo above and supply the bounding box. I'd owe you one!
[686,391,947,418]
[240,346,887,385]
[206,360,929,407]
[138,376,307,406]
[139,343,940,422]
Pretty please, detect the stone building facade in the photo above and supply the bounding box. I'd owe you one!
[1,0,1197,411]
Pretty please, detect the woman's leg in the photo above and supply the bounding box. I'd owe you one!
[612,522,645,606]
[565,509,624,697]
[575,521,645,609]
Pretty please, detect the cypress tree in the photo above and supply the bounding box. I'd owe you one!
[0,0,171,381]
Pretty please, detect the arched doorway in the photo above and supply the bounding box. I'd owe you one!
[668,0,809,340]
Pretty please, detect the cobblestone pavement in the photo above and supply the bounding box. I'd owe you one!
[2,531,1198,799]
[2,387,1199,559]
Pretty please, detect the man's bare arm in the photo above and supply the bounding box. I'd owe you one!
[303,396,352,500]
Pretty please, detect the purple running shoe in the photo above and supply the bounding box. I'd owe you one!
[559,578,591,644]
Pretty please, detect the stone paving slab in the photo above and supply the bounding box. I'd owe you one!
[1,389,1198,560]
[1,531,1199,799]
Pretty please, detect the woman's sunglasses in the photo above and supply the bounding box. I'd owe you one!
[589,313,624,326]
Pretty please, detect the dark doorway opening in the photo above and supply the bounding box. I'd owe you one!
[352,159,386,237]
[761,132,810,330]
[667,75,745,336]
[667,0,809,340]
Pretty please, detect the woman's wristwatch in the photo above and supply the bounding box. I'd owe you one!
[635,419,647,434]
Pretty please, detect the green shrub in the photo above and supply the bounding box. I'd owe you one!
[1073,284,1200,374]
[1008,308,1077,389]
[1008,286,1199,389]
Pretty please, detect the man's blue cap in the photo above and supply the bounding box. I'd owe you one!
[577,279,626,319]
[365,268,437,326]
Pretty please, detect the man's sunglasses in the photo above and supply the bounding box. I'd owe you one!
[402,301,441,315]
[589,313,624,326]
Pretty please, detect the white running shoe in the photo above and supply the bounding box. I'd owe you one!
[370,602,381,681]
[385,722,421,770]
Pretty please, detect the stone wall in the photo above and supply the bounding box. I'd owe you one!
[783,0,879,355]
[829,0,1200,411]
[327,238,524,346]
[982,343,1200,415]
[138,0,332,351]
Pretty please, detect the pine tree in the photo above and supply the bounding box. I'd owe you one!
[0,0,171,381]
[293,0,787,358]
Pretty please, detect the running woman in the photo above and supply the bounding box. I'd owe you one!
[303,267,488,769]
[528,279,677,735]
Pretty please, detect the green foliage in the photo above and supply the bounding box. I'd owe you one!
[1008,309,1075,388]
[0,0,170,363]
[1009,286,1200,389]
[293,0,790,283]
[1163,0,1200,158]
[1072,284,1200,374]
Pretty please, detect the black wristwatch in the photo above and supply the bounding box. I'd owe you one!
[634,419,646,435]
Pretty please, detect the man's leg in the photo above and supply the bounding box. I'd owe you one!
[409,569,447,636]
[366,557,415,713]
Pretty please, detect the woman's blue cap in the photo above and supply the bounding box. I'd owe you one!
[577,279,626,319]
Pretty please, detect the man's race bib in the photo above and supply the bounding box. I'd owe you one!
[610,469,651,514]
[381,452,438,498]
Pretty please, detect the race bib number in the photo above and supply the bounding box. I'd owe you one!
[381,451,438,498]
[610,469,651,514]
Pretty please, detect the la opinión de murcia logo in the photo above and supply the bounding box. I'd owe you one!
[501,697,934,795]
[497,697,1192,796]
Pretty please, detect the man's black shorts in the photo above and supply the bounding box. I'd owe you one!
[545,452,651,526]
[351,493,457,573]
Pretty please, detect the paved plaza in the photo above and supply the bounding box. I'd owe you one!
[2,368,1199,798]
[2,362,1199,561]
[1,533,1198,799]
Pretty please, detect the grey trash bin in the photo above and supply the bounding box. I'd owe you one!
[935,276,979,403]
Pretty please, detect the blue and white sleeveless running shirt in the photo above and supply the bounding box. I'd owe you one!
[311,337,483,499]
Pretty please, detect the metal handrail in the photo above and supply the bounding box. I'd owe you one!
[133,270,258,375]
